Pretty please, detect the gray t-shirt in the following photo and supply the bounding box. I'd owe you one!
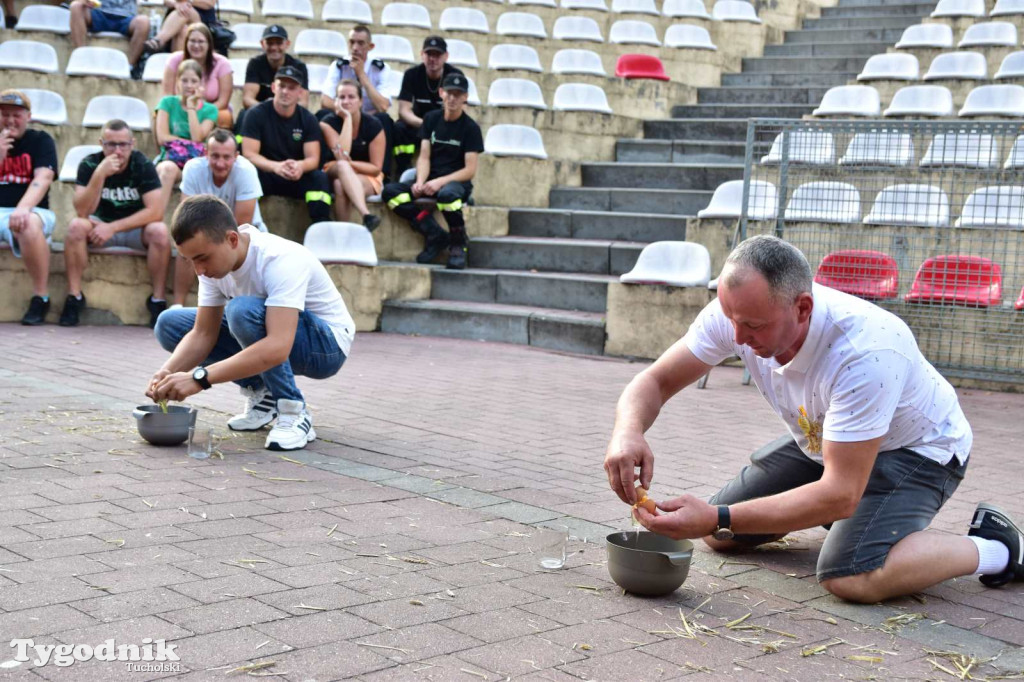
[181,156,265,230]
[98,0,137,18]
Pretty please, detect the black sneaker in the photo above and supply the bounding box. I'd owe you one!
[362,213,381,233]
[146,296,167,329]
[21,296,50,326]
[415,218,450,264]
[59,293,86,327]
[968,502,1024,587]
[446,244,467,270]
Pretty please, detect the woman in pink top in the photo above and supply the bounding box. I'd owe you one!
[161,23,233,128]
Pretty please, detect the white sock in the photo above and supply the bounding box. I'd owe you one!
[970,535,1010,575]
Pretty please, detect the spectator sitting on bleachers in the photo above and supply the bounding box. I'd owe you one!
[0,90,57,326]
[69,0,151,79]
[145,0,217,54]
[154,58,218,213]
[382,73,482,270]
[241,65,331,226]
[171,128,265,307]
[392,36,464,177]
[236,25,308,134]
[63,119,171,328]
[160,23,234,128]
[320,80,384,232]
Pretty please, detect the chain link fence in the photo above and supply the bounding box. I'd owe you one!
[738,118,1024,386]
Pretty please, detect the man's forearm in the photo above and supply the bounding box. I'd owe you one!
[301,154,319,174]
[730,481,855,536]
[612,372,665,438]
[16,179,52,212]
[361,78,389,113]
[73,176,106,217]
[245,150,278,173]
[161,328,218,374]
[206,337,289,385]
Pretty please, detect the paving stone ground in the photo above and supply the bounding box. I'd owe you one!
[0,324,1023,681]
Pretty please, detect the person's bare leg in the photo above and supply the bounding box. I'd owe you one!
[171,254,194,306]
[154,9,185,49]
[69,0,90,48]
[337,162,370,216]
[155,161,180,215]
[127,14,150,65]
[216,108,233,128]
[330,173,350,222]
[143,222,171,299]
[17,216,50,296]
[3,0,16,24]
[64,218,92,295]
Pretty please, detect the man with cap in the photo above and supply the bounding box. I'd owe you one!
[241,65,332,226]
[0,90,57,325]
[381,72,483,270]
[392,36,464,177]
[236,24,309,134]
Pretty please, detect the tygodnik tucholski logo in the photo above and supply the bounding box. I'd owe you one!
[7,638,181,671]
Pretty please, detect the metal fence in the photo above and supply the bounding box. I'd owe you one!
[739,118,1024,386]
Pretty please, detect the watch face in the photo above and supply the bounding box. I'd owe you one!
[194,368,207,379]
[713,528,735,541]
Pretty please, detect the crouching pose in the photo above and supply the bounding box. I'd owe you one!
[147,195,355,451]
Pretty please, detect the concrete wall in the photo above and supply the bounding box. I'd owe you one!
[605,282,713,358]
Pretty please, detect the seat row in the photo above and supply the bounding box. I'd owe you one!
[931,0,1024,18]
[858,50,1024,81]
[896,22,1024,49]
[814,83,1024,117]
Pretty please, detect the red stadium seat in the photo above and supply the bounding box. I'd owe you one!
[814,249,899,300]
[904,255,1003,307]
[1015,285,1023,311]
[615,53,670,80]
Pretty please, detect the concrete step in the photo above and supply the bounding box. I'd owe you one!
[669,103,816,119]
[380,299,606,355]
[803,14,925,29]
[720,71,859,87]
[430,268,615,313]
[469,236,644,275]
[740,55,870,74]
[548,187,713,215]
[644,117,750,141]
[763,41,895,57]
[580,162,743,191]
[832,0,935,8]
[508,208,688,242]
[697,86,832,105]
[783,26,908,43]
[616,138,746,163]
[821,2,935,16]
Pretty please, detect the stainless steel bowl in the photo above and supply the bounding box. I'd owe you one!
[606,531,693,596]
[133,405,196,446]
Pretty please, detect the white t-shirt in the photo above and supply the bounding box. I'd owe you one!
[197,226,355,356]
[181,156,265,231]
[682,284,972,465]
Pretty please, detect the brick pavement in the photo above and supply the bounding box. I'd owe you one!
[0,324,1023,681]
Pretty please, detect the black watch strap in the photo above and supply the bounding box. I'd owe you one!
[192,367,212,390]
[717,505,731,532]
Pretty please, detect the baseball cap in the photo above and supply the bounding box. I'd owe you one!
[0,89,31,111]
[262,24,288,40]
[440,73,468,93]
[275,64,306,88]
[422,36,447,53]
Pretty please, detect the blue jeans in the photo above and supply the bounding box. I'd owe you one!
[153,296,346,403]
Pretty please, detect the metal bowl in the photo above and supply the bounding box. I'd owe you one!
[606,531,694,596]
[133,405,196,446]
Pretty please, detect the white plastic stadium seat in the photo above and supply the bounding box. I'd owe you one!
[552,83,613,113]
[995,51,1024,78]
[217,0,254,15]
[294,29,348,58]
[619,242,712,287]
[839,131,915,166]
[496,12,547,38]
[439,7,490,33]
[562,0,609,10]
[609,20,660,45]
[664,24,716,50]
[1005,135,1024,167]
[306,64,330,94]
[760,131,835,165]
[857,53,919,81]
[229,58,248,88]
[466,77,482,106]
[487,78,547,109]
[924,51,987,80]
[992,0,1024,16]
[304,222,378,265]
[262,0,313,19]
[511,0,556,7]
[663,0,711,18]
[551,49,607,75]
[484,124,548,159]
[322,0,372,23]
[697,180,778,220]
[931,0,985,17]
[380,2,431,29]
[60,145,102,182]
[552,16,604,42]
[959,21,1017,47]
[784,182,861,223]
[142,52,173,82]
[15,5,69,33]
[369,34,415,63]
[895,24,954,49]
[446,39,480,68]
[921,133,999,168]
[0,40,59,73]
[65,46,131,79]
[957,186,1024,228]
[959,84,1024,116]
[713,0,761,22]
[82,96,151,130]
[883,85,954,117]
[488,44,543,71]
[21,89,67,125]
[813,85,881,116]
[231,23,266,50]
[612,0,658,14]
[864,184,950,227]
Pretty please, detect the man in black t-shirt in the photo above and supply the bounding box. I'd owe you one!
[64,119,171,328]
[392,36,464,177]
[241,65,331,227]
[235,25,309,134]
[0,90,58,326]
[382,73,483,270]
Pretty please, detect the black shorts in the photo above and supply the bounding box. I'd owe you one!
[709,435,968,582]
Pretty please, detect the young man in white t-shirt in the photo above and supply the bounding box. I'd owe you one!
[147,194,355,451]
[604,235,1023,602]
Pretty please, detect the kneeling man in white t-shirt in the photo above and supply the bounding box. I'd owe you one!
[147,194,355,451]
[605,235,1023,602]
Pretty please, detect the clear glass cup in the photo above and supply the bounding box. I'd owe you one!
[536,524,569,569]
[187,426,213,460]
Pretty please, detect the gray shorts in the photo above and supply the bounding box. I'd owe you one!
[99,227,146,252]
[709,435,967,582]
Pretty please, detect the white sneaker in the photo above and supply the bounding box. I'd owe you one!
[227,385,278,431]
[265,399,315,451]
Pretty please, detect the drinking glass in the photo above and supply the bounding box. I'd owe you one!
[187,426,213,460]
[536,525,569,569]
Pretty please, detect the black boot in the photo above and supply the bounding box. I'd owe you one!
[416,217,450,264]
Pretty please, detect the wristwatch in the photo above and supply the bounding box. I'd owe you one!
[712,505,735,541]
[192,367,211,390]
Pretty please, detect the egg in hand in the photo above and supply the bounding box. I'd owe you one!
[633,485,657,514]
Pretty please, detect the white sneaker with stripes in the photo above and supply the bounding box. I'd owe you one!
[227,386,278,431]
[265,399,316,451]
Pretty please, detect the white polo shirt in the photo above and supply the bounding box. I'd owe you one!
[682,284,972,465]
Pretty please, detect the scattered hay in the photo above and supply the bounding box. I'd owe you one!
[801,638,845,657]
